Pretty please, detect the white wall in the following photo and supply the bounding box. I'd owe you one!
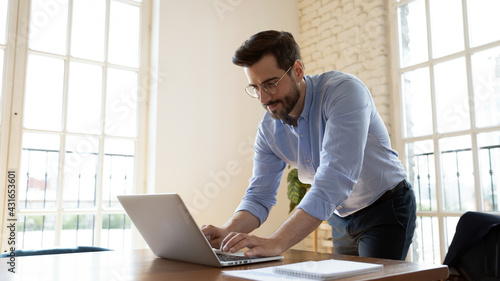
[148,0,300,238]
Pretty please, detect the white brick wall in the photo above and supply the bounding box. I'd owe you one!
[296,0,393,253]
[298,0,392,133]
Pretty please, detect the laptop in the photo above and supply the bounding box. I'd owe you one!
[117,193,284,267]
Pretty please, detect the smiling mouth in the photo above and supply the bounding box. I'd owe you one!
[266,101,280,112]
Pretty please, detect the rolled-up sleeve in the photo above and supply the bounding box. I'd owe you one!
[235,126,287,225]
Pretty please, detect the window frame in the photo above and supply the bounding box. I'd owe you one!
[389,0,500,262]
[0,0,151,252]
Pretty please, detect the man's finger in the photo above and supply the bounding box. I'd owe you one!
[220,232,237,251]
[221,232,247,252]
[244,247,258,257]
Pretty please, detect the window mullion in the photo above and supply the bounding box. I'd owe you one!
[422,0,442,217]
[388,0,405,165]
[93,0,112,248]
[424,0,433,60]
[51,0,74,248]
[0,0,29,252]
[136,0,152,196]
[426,0,448,263]
[0,0,19,253]
[462,0,475,131]
[461,0,483,212]
[2,0,29,252]
[424,0,442,227]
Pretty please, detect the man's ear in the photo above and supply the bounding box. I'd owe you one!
[292,60,305,80]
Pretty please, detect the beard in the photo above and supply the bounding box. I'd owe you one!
[262,82,301,121]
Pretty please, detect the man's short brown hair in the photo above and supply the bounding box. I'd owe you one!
[232,30,302,71]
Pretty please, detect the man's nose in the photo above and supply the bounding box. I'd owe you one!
[258,90,272,104]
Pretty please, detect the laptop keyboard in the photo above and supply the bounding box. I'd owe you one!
[216,253,255,262]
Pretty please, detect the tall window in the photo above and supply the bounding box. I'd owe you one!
[1,0,149,251]
[390,0,500,263]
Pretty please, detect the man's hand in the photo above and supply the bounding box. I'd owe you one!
[220,232,284,257]
[223,209,322,257]
[203,209,321,257]
[201,211,261,249]
[201,224,229,249]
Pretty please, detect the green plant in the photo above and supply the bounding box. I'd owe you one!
[287,167,311,213]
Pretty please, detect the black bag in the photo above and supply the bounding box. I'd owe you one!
[444,212,500,281]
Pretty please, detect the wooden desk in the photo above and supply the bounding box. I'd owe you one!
[0,249,448,280]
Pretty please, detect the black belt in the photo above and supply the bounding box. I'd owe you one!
[372,180,406,205]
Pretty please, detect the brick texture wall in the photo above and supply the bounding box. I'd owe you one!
[296,0,392,253]
[298,0,392,133]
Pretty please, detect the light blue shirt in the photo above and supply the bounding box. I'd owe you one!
[236,71,407,224]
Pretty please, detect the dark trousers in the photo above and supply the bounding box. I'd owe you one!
[327,180,416,260]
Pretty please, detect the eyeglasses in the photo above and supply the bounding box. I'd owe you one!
[244,66,292,98]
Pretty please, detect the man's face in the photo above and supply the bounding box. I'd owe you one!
[244,55,300,120]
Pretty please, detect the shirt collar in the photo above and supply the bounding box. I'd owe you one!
[300,76,312,120]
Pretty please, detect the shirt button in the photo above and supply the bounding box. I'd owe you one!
[306,159,310,163]
[300,134,304,138]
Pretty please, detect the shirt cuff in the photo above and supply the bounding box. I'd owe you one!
[235,199,270,226]
[297,191,337,221]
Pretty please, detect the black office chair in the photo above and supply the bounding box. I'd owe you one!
[0,246,112,258]
[443,212,500,281]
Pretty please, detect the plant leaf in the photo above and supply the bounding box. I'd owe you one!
[286,168,311,213]
[287,168,298,183]
[287,181,301,205]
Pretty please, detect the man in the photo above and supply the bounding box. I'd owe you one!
[201,30,416,260]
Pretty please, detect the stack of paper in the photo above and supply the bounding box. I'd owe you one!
[223,259,383,280]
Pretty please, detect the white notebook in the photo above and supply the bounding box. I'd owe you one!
[272,259,383,280]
